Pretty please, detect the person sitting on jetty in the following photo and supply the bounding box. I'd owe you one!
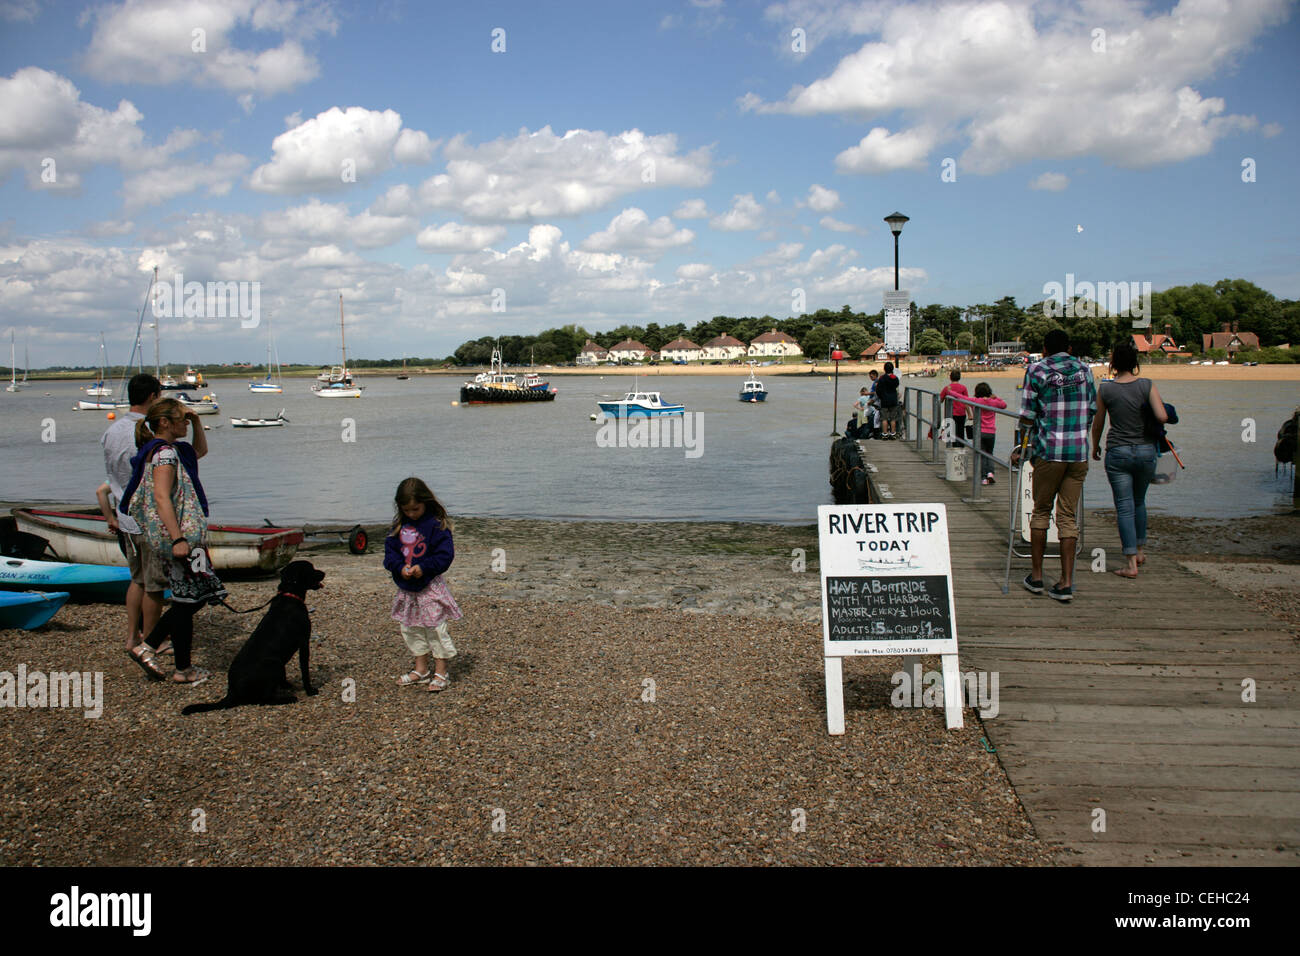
[1010,329,1096,602]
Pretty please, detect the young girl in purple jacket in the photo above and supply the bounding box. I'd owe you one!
[384,477,463,692]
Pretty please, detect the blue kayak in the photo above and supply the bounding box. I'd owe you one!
[0,591,70,630]
[0,558,131,603]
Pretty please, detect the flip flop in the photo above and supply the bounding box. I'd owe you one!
[127,646,166,681]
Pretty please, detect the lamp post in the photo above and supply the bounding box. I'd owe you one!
[830,339,845,436]
[883,212,909,291]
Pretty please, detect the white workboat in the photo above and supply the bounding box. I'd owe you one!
[13,508,304,573]
[231,410,288,428]
[597,390,685,417]
[312,294,364,398]
[176,391,220,415]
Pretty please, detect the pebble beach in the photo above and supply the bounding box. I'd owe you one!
[1,519,1055,867]
[2,510,1293,866]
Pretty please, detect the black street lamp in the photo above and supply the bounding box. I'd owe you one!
[883,212,909,291]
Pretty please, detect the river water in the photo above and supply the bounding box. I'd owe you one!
[0,374,1294,524]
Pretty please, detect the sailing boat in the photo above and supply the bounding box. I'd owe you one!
[85,334,112,397]
[249,314,284,393]
[312,294,364,398]
[5,331,20,393]
[396,356,409,381]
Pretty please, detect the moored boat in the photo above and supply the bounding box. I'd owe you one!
[597,390,684,417]
[231,410,288,428]
[12,509,304,574]
[0,590,70,629]
[163,366,206,390]
[176,391,220,414]
[313,295,365,398]
[739,370,768,403]
[459,348,556,404]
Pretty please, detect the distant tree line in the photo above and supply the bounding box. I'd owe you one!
[445,278,1300,364]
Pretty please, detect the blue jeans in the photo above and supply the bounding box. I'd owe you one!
[1104,443,1157,555]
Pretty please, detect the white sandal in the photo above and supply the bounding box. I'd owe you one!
[427,673,450,693]
[397,669,431,686]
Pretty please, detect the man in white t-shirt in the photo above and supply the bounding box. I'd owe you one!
[99,374,163,653]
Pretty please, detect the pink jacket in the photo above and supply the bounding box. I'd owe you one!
[957,394,1007,433]
[939,383,969,417]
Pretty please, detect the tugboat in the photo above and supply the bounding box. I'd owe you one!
[739,369,768,403]
[459,348,557,404]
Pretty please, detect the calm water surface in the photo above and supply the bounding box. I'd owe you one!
[0,373,1294,524]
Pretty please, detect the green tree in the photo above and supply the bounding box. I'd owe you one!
[802,325,832,360]
[828,322,870,357]
[1019,314,1064,353]
[915,328,946,354]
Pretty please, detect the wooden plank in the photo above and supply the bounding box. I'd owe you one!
[1010,762,1300,789]
[1027,810,1300,845]
[989,703,1300,726]
[1015,786,1300,817]
[1060,844,1300,866]
[991,740,1298,766]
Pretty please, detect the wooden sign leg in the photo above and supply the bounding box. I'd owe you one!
[825,657,845,735]
[941,653,964,729]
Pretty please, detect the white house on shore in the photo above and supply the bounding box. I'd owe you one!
[577,340,611,365]
[607,338,651,362]
[659,337,703,363]
[747,329,802,359]
[702,334,747,361]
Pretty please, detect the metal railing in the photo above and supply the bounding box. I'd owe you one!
[898,384,1085,565]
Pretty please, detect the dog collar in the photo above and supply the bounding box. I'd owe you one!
[277,591,305,602]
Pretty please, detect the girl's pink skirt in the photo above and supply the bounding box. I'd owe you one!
[391,575,463,628]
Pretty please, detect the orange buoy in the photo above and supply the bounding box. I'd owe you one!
[106,412,116,420]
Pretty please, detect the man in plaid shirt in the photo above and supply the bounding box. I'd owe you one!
[1010,328,1096,601]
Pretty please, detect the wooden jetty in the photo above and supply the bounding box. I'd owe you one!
[855,433,1299,866]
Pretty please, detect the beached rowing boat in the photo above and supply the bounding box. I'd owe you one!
[0,590,70,629]
[0,558,130,602]
[12,509,304,573]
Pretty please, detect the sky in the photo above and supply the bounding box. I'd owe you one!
[1,0,1297,368]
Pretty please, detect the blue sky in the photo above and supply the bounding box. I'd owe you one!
[1,0,1297,367]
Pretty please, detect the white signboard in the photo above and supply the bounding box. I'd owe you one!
[883,289,910,354]
[1017,460,1059,544]
[818,503,963,732]
[818,503,958,657]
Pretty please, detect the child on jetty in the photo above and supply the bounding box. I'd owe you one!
[961,382,1008,485]
[385,477,462,692]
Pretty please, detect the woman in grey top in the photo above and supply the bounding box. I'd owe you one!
[1090,341,1169,578]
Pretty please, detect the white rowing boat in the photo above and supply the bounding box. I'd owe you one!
[13,508,304,573]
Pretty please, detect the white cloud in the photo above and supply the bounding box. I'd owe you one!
[675,263,714,280]
[581,208,694,256]
[835,126,936,174]
[83,0,337,100]
[416,222,509,253]
[674,198,710,219]
[0,67,207,192]
[1028,171,1069,192]
[408,126,712,222]
[746,0,1288,173]
[123,152,249,208]
[805,183,841,212]
[710,193,764,231]
[248,107,436,194]
[820,216,863,233]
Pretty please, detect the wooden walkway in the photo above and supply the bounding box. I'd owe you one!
[860,434,1300,866]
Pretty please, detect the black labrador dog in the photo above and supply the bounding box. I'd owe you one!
[182,560,325,715]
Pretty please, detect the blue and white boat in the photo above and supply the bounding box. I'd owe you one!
[597,390,685,417]
[249,315,283,393]
[739,370,767,403]
[0,557,131,603]
[0,590,70,630]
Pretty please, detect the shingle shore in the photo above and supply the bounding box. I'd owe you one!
[0,519,1054,866]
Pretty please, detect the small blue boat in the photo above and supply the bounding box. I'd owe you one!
[597,390,685,417]
[0,591,70,630]
[0,558,132,603]
[739,370,767,403]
